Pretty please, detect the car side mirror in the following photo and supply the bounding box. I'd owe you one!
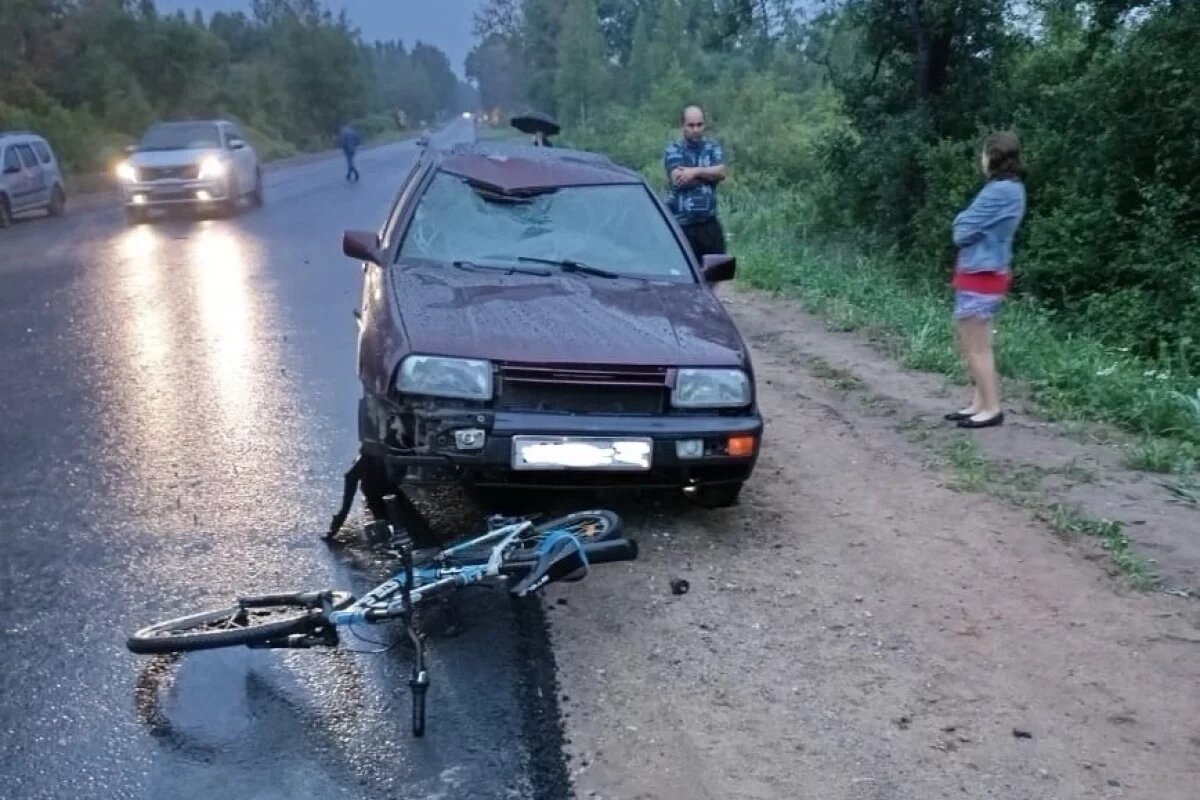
[701,254,737,283]
[343,229,383,266]
[228,138,246,150]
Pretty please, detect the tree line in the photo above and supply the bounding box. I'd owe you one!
[470,0,1200,373]
[0,0,475,172]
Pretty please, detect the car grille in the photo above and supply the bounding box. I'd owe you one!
[495,363,668,415]
[140,165,200,182]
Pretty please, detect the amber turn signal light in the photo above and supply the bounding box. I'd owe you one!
[726,435,756,457]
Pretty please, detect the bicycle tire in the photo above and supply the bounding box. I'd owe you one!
[447,510,623,565]
[127,590,353,655]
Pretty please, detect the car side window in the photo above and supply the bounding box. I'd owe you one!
[16,145,38,169]
[2,147,19,173]
[33,142,53,164]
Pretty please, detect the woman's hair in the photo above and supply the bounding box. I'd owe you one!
[983,131,1023,181]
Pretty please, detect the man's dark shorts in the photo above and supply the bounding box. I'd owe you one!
[681,216,726,261]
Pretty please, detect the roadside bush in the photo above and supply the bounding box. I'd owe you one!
[0,93,122,174]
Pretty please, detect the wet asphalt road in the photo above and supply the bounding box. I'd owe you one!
[0,121,570,799]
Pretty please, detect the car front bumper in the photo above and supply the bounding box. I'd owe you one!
[361,400,763,490]
[120,179,229,208]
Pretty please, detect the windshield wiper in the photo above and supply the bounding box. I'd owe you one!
[516,256,625,280]
[452,259,552,276]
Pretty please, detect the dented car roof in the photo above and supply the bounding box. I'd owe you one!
[436,142,643,194]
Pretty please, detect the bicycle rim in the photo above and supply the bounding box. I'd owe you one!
[127,591,353,654]
[532,510,622,543]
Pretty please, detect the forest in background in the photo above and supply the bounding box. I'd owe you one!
[470,0,1200,467]
[1,0,475,172]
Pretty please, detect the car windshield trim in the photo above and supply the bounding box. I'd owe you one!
[398,172,696,283]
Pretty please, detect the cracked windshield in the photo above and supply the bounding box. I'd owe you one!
[401,173,694,278]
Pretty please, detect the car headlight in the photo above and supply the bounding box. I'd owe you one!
[116,162,138,182]
[397,356,493,400]
[198,157,226,180]
[672,368,751,408]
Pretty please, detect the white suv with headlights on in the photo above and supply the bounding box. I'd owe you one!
[117,119,263,223]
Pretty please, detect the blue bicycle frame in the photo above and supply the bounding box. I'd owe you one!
[328,518,536,626]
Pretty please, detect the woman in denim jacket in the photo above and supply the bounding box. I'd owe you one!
[945,131,1026,429]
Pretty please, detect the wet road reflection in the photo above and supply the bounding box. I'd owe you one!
[188,224,258,426]
[1,125,569,800]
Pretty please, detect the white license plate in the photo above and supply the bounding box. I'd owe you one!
[511,436,653,471]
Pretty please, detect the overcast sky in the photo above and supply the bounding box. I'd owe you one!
[157,0,483,77]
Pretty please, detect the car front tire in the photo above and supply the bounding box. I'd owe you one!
[48,185,66,217]
[250,167,264,207]
[220,176,240,217]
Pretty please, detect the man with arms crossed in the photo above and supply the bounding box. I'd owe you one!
[664,105,728,260]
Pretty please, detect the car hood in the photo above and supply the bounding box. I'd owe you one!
[390,264,748,368]
[127,148,222,168]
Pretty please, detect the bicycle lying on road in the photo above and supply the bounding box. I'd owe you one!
[126,498,637,736]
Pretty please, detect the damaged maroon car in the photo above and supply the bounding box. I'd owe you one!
[342,141,763,508]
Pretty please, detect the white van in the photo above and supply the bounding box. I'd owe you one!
[0,131,67,227]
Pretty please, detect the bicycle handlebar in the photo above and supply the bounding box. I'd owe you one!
[500,537,639,571]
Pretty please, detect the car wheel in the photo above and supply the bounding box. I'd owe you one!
[48,186,66,217]
[0,195,12,228]
[250,168,264,207]
[686,482,743,509]
[221,177,240,217]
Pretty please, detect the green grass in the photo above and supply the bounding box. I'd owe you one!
[722,189,1200,469]
[1122,438,1199,473]
[1035,503,1158,589]
[941,436,993,492]
[1161,476,1199,506]
[806,356,865,392]
[915,432,1158,586]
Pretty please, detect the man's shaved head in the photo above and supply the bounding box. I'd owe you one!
[682,105,706,141]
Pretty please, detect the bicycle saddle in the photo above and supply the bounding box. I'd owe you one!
[509,531,589,597]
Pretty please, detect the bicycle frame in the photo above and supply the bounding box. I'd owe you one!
[327,518,536,626]
[262,514,542,736]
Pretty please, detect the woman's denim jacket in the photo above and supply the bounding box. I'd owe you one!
[952,178,1026,273]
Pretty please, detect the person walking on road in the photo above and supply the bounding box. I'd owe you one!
[339,123,360,183]
[944,131,1026,429]
[664,105,727,261]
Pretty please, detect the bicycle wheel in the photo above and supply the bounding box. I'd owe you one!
[127,590,353,655]
[447,510,623,565]
[509,509,625,561]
